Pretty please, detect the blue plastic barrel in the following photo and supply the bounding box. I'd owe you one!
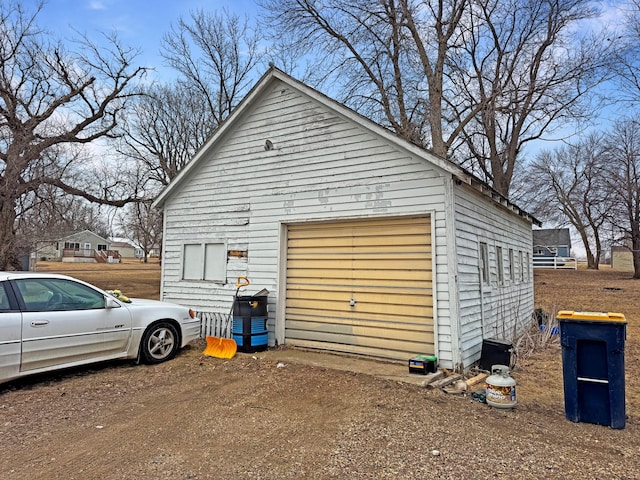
[232,296,268,353]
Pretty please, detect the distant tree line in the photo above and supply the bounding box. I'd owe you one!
[527,118,640,277]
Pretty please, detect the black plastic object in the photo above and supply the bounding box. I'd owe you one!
[479,339,513,371]
[408,355,438,374]
[232,296,268,353]
[558,311,627,429]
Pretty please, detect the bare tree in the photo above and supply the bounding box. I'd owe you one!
[456,0,610,196]
[260,0,609,196]
[121,83,212,187]
[526,134,613,269]
[18,188,113,240]
[161,8,265,129]
[610,0,640,105]
[604,117,640,278]
[0,2,147,269]
[117,200,162,264]
[260,0,466,150]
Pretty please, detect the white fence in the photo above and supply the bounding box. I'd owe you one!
[197,311,233,338]
[532,256,578,270]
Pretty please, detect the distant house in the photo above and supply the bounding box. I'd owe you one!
[147,244,161,258]
[36,230,120,263]
[110,240,144,259]
[533,228,572,257]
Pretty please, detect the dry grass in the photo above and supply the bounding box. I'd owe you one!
[516,264,640,420]
[35,258,161,300]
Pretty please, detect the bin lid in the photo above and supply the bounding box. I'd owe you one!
[557,310,626,323]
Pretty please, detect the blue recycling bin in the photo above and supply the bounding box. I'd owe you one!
[558,311,627,429]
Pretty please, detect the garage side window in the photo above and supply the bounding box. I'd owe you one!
[508,248,515,283]
[183,243,226,281]
[480,242,490,285]
[519,251,524,282]
[496,246,504,285]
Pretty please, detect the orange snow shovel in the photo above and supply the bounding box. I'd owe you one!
[203,335,237,359]
[202,276,250,359]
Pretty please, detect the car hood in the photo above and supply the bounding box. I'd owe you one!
[125,298,183,308]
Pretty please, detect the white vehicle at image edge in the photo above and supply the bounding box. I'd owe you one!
[0,272,200,384]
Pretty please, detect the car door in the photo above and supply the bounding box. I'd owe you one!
[13,277,132,372]
[0,281,22,382]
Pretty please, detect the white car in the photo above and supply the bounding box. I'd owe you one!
[0,272,200,384]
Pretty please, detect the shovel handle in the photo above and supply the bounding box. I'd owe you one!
[236,276,250,288]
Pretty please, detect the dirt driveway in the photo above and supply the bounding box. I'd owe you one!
[1,264,638,479]
[1,342,638,479]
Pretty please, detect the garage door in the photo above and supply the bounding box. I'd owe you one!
[285,216,433,360]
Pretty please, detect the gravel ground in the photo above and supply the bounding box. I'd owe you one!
[1,341,637,480]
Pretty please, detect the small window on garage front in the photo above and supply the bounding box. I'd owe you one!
[183,243,226,282]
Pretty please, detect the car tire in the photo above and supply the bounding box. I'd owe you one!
[140,322,179,364]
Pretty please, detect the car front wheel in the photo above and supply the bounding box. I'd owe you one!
[140,322,179,364]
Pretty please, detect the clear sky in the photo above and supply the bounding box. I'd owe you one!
[36,0,261,80]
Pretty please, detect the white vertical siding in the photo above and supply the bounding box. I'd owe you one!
[453,186,534,368]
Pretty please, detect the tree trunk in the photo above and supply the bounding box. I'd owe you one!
[577,227,599,270]
[0,194,22,270]
[633,229,640,279]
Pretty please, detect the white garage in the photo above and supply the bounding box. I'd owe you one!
[153,67,537,370]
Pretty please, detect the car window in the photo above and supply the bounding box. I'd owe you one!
[0,282,11,310]
[14,278,106,312]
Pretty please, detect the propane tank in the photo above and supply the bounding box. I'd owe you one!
[485,364,517,409]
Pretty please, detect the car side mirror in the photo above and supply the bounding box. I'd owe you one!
[105,296,121,309]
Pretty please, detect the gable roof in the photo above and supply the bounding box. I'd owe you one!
[59,229,110,244]
[110,241,136,249]
[110,237,142,249]
[153,67,539,225]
